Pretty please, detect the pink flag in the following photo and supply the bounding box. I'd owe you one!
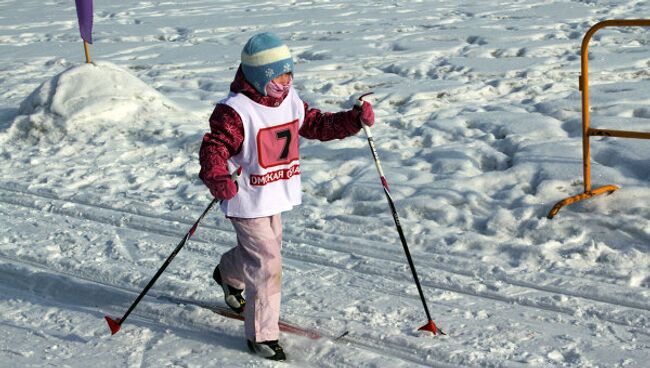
[74,0,93,44]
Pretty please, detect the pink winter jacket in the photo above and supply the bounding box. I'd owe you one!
[198,66,364,194]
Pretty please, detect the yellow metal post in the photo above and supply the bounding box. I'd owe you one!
[547,19,650,219]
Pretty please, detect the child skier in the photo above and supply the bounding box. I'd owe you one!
[198,32,374,361]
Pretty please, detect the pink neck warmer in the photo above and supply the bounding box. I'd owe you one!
[265,79,292,98]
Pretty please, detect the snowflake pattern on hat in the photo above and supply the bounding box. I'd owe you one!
[283,63,292,73]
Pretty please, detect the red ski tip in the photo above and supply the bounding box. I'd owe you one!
[418,320,438,335]
[105,316,122,335]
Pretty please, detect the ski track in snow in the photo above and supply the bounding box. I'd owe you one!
[0,256,452,368]
[0,184,648,367]
[1,0,650,366]
[1,185,648,316]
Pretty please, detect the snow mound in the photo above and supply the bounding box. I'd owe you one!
[8,61,183,143]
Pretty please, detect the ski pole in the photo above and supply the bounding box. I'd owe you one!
[357,93,443,335]
[105,169,240,335]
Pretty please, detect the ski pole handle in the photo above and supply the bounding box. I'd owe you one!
[362,124,388,187]
[357,93,388,187]
[231,167,242,181]
[230,166,242,194]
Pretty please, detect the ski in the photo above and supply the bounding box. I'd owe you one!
[156,294,323,340]
[203,303,322,340]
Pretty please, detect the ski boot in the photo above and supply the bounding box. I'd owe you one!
[213,264,246,314]
[247,339,286,361]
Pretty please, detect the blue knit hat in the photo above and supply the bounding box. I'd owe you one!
[241,32,294,96]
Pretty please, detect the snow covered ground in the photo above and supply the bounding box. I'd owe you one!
[1,0,649,366]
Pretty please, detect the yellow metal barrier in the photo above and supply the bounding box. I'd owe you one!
[548,19,650,219]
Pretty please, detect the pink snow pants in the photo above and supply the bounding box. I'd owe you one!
[219,214,283,342]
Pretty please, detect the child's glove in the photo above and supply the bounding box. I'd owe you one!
[354,100,375,127]
[209,175,238,200]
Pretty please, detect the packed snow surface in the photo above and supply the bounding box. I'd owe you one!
[1,0,649,367]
